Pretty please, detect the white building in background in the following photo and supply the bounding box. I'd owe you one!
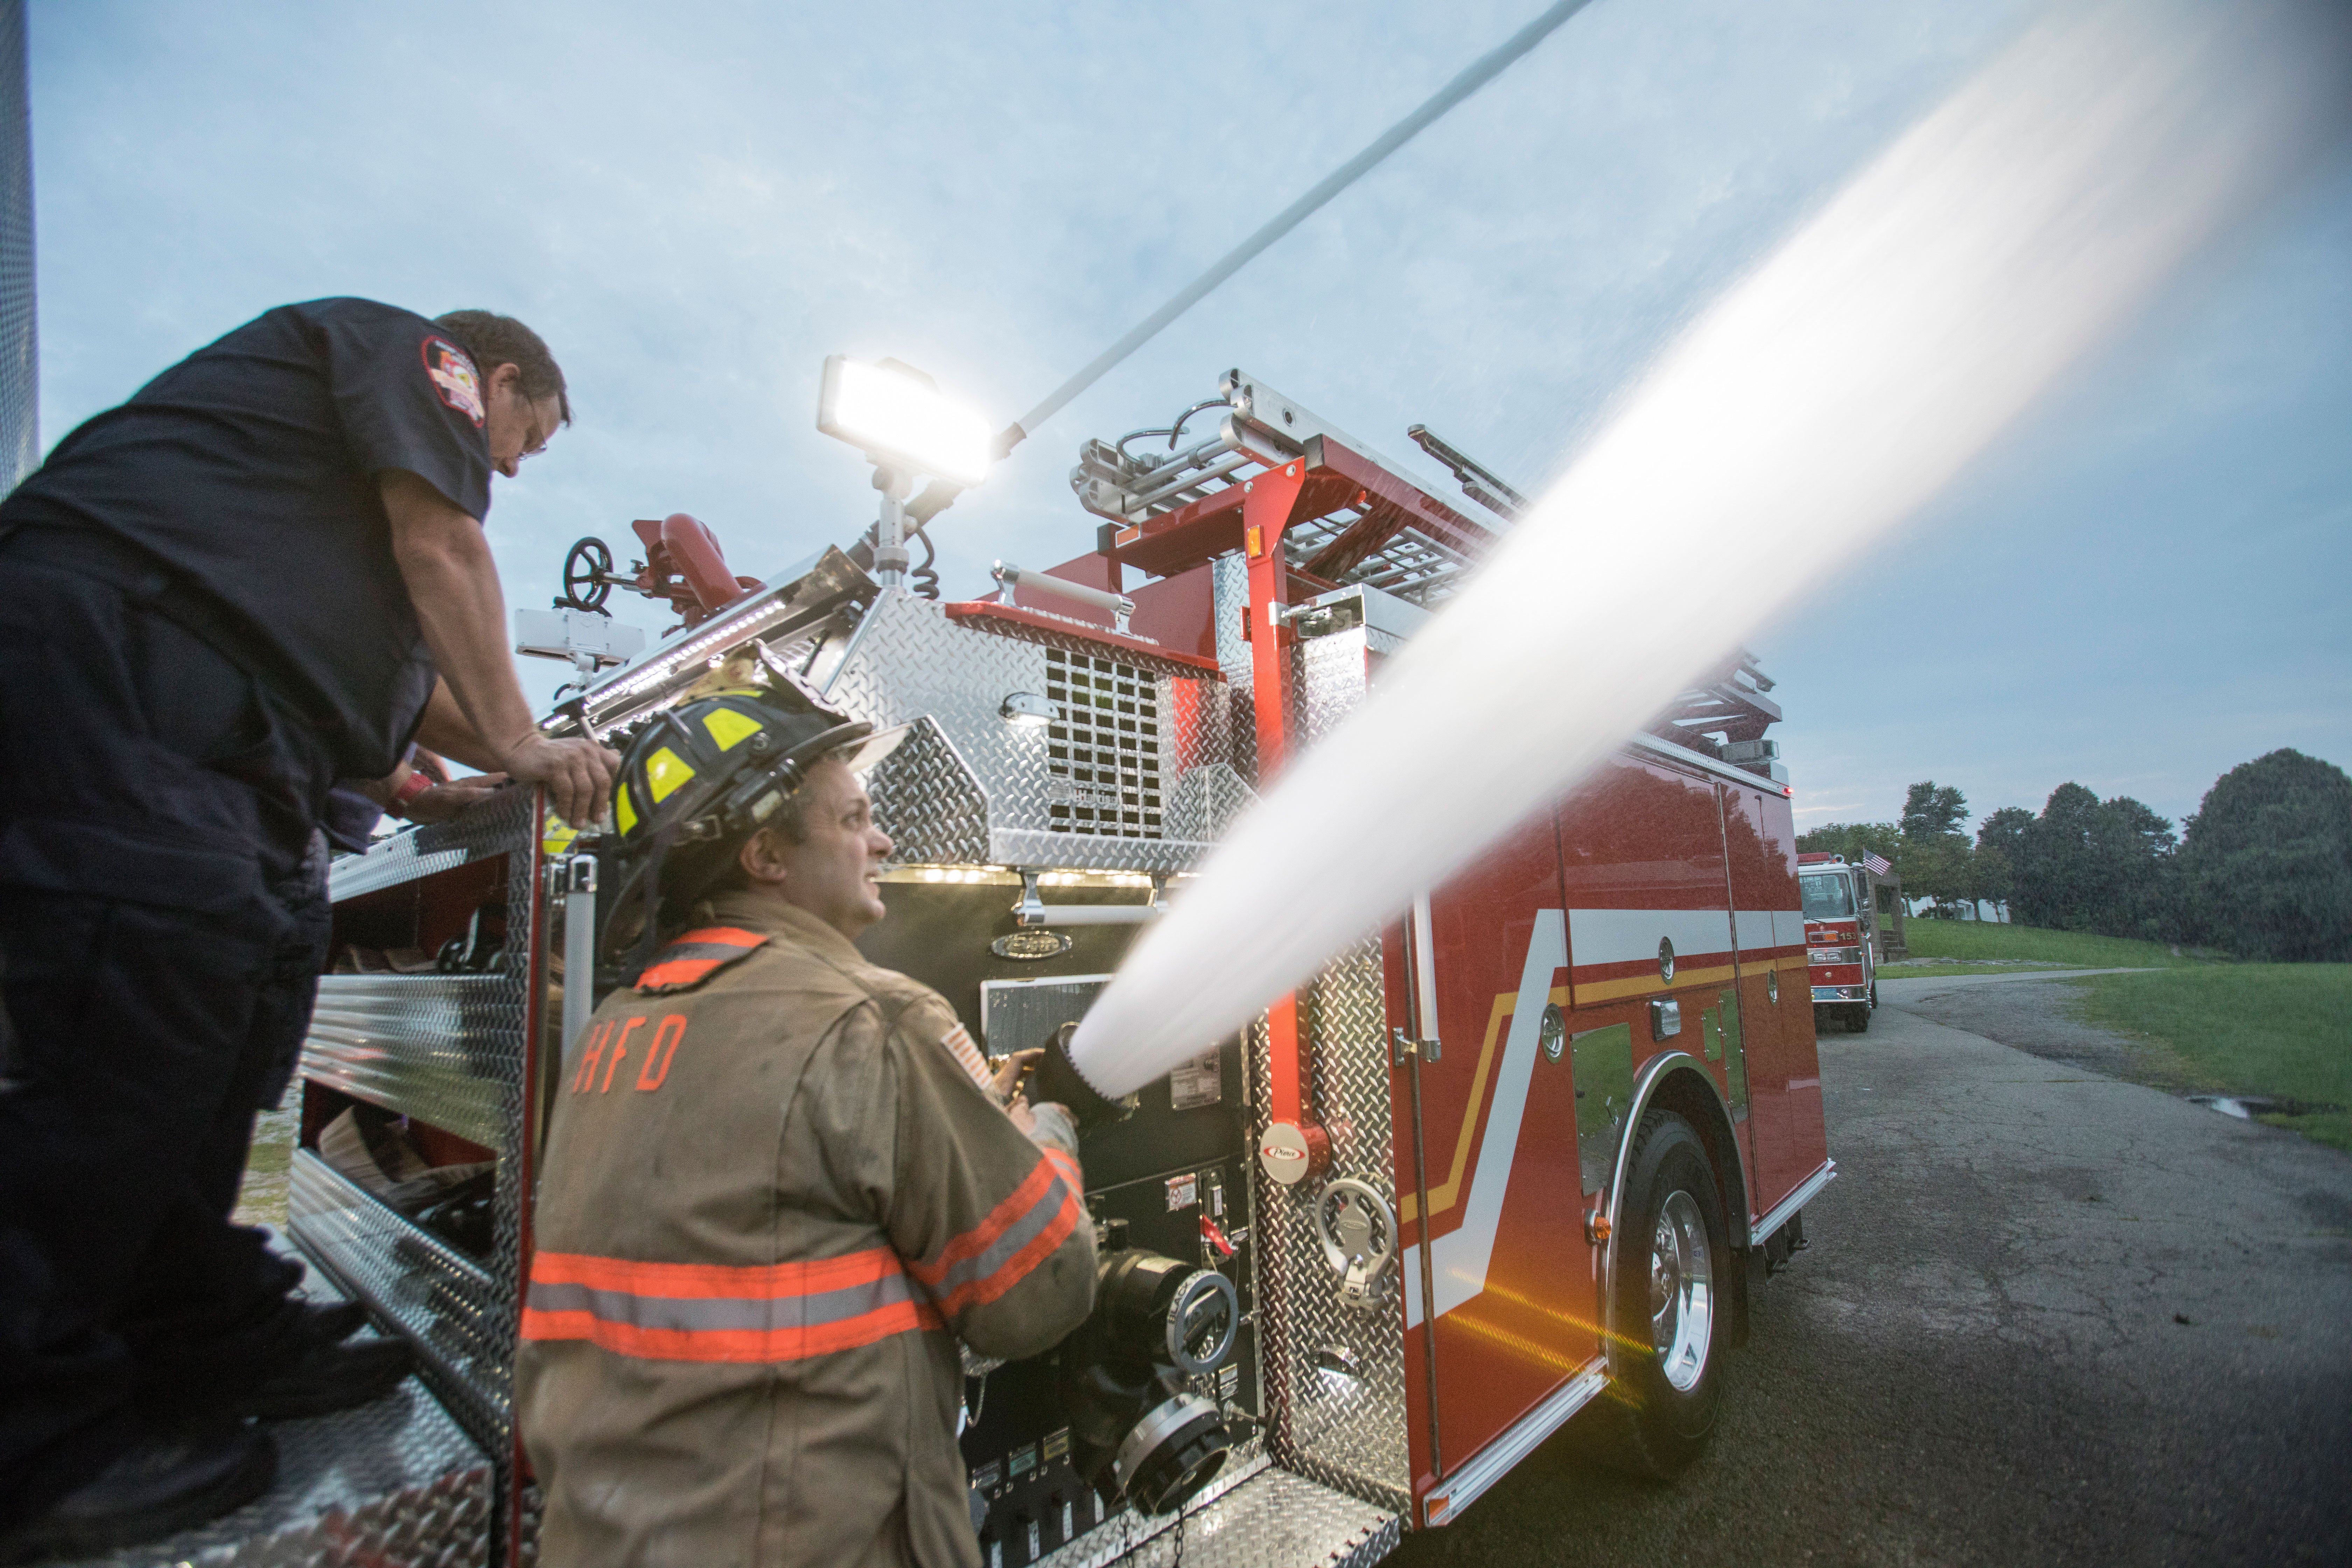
[1906,896,2011,923]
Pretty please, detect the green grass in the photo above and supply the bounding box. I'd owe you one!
[1876,963,2086,980]
[1894,920,2204,969]
[2068,965,2352,1152]
[233,1105,298,1231]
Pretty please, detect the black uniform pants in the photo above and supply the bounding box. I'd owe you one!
[0,540,337,1529]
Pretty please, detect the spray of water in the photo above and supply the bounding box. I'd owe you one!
[1067,0,2346,1099]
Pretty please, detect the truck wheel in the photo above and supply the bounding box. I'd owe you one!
[1812,1003,1833,1035]
[1589,1110,1728,1479]
[1848,1002,1871,1034]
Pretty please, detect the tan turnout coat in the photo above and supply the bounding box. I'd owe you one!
[518,892,1095,1568]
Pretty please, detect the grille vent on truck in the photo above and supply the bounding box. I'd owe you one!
[1046,645,1163,837]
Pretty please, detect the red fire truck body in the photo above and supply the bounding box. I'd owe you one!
[134,370,1832,1568]
[1384,752,1826,1519]
[1798,853,1882,1033]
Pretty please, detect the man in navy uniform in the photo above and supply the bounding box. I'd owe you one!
[0,300,621,1559]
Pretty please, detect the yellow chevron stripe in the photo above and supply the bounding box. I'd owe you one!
[1401,984,1566,1225]
[1401,948,1791,1226]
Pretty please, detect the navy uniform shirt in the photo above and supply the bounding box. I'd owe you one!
[1,298,496,778]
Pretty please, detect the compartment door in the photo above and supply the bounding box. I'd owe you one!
[1394,811,1591,1492]
[1720,784,1827,1214]
[1553,757,1746,1253]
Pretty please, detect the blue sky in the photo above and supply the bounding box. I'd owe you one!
[26,0,2349,833]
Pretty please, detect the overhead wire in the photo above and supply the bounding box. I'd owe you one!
[994,0,1597,458]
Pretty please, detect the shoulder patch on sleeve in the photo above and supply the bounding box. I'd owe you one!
[938,1021,994,1093]
[636,927,770,993]
[420,336,485,427]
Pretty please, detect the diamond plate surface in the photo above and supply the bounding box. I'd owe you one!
[291,1152,506,1440]
[294,786,541,1474]
[1176,678,1256,796]
[61,1401,490,1568]
[303,976,517,1149]
[57,1263,492,1568]
[1211,554,1252,700]
[486,785,542,1552]
[986,828,1210,876]
[1251,940,1411,1516]
[1165,763,1256,843]
[1241,629,1412,1516]
[1028,1451,1261,1568]
[1294,629,1371,749]
[324,802,518,900]
[866,713,992,866]
[1037,1458,1397,1568]
[512,1483,543,1568]
[819,592,1246,873]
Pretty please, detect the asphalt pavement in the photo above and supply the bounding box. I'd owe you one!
[1389,973,2352,1567]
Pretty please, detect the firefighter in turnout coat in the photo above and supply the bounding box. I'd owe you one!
[519,691,1096,1567]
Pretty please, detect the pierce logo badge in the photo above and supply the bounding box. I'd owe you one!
[421,336,485,427]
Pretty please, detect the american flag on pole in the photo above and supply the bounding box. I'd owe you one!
[1862,853,1892,877]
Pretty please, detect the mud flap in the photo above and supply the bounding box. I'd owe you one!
[1727,1244,1754,1349]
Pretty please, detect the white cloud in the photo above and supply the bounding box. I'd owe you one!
[26,0,2346,812]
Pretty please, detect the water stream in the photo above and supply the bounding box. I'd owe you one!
[1069,0,2347,1099]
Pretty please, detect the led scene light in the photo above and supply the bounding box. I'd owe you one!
[817,355,993,486]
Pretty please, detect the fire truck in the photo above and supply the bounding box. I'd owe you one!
[112,368,1834,1568]
[1796,853,1899,1033]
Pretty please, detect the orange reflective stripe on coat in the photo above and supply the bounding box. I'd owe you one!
[636,927,769,993]
[907,1151,1081,1317]
[520,1247,938,1362]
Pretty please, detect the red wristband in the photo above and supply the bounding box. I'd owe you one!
[390,771,435,814]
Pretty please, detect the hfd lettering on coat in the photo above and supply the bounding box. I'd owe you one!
[570,1015,688,1095]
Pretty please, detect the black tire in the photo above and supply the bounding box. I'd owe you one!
[1586,1110,1730,1479]
[1848,1002,1872,1034]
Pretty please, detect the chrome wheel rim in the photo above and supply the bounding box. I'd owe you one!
[1648,1189,1714,1392]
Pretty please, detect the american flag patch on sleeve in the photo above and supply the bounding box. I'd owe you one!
[940,1022,994,1092]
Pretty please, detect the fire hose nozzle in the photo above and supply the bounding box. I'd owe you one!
[1030,1021,1134,1128]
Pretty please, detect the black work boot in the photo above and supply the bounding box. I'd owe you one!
[0,1420,275,1565]
[234,1335,412,1421]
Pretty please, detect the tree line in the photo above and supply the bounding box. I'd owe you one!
[1795,748,2352,962]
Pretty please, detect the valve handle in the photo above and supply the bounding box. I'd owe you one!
[560,536,616,613]
[1313,1178,1399,1311]
[1163,1269,1240,1376]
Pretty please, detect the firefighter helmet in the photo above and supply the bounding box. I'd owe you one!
[602,689,895,963]
[610,692,870,855]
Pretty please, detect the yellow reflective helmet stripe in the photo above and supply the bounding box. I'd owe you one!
[613,782,638,838]
[702,707,765,752]
[644,746,695,803]
[542,813,580,858]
